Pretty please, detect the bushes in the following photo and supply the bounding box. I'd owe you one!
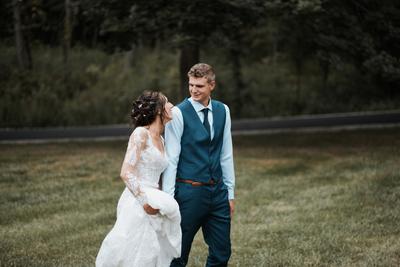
[0,43,399,128]
[0,44,179,127]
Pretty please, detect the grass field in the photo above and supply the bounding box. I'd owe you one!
[1,128,400,266]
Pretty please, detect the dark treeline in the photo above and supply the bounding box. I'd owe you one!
[1,0,400,127]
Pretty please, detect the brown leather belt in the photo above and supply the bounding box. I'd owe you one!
[176,178,217,187]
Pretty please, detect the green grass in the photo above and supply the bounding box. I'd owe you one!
[1,129,400,266]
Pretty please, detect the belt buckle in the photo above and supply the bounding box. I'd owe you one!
[191,181,202,187]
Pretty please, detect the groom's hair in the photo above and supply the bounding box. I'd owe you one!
[188,63,215,83]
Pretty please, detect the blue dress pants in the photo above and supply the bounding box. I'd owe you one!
[170,181,231,267]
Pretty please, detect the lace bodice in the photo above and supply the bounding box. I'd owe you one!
[120,127,168,204]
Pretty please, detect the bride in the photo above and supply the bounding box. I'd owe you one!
[96,91,181,267]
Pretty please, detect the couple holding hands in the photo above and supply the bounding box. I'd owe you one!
[96,63,235,267]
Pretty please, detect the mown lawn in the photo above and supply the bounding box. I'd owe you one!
[1,128,400,266]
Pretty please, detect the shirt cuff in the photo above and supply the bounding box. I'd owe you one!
[228,189,234,200]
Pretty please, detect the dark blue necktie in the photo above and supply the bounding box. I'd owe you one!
[202,108,211,138]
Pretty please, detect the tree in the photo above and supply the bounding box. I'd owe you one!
[129,0,264,99]
[212,0,265,117]
[266,0,323,113]
[13,0,32,70]
[63,0,72,65]
[313,0,400,97]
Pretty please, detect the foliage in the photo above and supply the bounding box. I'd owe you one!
[1,0,400,126]
[0,44,179,127]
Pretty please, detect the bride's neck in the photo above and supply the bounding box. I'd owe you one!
[147,117,164,136]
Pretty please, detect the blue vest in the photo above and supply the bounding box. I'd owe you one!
[176,99,226,182]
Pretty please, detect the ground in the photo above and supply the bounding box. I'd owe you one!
[1,128,399,266]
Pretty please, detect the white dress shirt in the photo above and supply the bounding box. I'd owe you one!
[162,97,235,199]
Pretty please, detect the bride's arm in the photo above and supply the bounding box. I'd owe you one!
[120,127,159,215]
[120,127,147,204]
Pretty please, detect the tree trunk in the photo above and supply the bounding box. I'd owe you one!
[13,0,31,70]
[320,60,330,92]
[91,26,98,47]
[179,42,199,99]
[63,0,72,65]
[62,0,72,91]
[296,63,301,101]
[294,58,303,114]
[230,47,245,118]
[124,43,136,71]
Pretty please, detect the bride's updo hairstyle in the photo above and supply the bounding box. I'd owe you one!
[131,91,167,128]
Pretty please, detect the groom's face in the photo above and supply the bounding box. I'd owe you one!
[188,76,215,107]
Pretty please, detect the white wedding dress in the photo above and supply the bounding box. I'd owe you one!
[96,127,181,267]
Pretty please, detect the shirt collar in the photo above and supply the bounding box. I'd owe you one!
[188,97,213,113]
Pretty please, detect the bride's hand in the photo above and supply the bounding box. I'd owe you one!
[143,204,159,215]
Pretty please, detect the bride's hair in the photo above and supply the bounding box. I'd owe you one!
[131,91,167,128]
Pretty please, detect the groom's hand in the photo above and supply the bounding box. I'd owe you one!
[229,200,235,217]
[143,204,159,215]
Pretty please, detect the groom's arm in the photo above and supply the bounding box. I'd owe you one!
[162,107,183,196]
[221,105,235,214]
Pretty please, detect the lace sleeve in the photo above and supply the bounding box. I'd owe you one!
[120,127,148,205]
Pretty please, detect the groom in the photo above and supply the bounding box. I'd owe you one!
[163,63,235,267]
